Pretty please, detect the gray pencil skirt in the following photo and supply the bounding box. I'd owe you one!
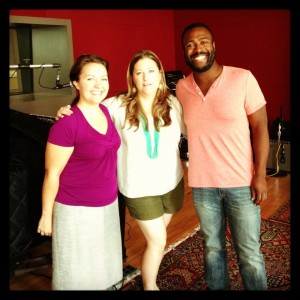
[52,199,123,290]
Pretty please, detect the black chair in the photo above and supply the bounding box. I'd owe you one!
[9,109,54,276]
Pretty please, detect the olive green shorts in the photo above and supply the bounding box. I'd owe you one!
[123,178,184,221]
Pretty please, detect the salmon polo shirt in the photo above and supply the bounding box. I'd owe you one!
[176,66,266,188]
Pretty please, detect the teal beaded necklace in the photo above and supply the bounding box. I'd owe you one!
[139,116,160,159]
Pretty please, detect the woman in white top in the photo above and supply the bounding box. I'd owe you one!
[56,50,186,290]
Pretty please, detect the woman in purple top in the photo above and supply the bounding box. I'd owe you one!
[37,54,122,290]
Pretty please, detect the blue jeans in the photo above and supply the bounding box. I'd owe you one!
[192,187,268,290]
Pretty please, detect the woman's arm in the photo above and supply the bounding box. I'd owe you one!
[55,105,73,120]
[55,96,117,120]
[37,142,73,236]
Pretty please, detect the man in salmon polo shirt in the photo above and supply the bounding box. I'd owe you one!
[176,22,269,290]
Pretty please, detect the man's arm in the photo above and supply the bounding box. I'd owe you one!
[248,105,270,205]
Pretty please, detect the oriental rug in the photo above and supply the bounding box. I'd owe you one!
[120,219,290,291]
[269,201,290,224]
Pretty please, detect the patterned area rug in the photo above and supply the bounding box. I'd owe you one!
[120,219,290,291]
[269,201,290,224]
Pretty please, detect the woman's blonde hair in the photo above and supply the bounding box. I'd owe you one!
[121,50,172,131]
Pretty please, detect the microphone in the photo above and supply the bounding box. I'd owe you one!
[277,123,281,140]
[49,63,61,68]
[54,82,72,89]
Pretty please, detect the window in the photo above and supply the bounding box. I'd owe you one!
[9,16,75,101]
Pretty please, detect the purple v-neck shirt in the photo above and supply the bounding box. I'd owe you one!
[48,104,121,207]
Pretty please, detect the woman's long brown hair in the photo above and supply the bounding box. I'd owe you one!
[121,50,172,131]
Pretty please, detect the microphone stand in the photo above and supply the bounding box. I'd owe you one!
[268,122,287,177]
[9,64,61,69]
[9,63,71,89]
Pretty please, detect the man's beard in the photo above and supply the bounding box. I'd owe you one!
[185,50,215,73]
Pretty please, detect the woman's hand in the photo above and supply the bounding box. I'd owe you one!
[37,216,53,237]
[55,105,73,121]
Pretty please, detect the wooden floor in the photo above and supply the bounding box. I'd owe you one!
[9,161,291,291]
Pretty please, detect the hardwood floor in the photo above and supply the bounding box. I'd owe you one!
[9,161,290,291]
